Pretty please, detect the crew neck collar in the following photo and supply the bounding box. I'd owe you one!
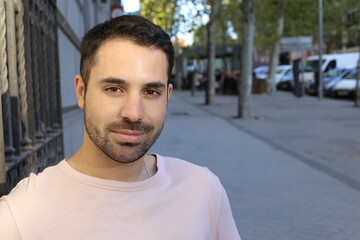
[59,154,164,191]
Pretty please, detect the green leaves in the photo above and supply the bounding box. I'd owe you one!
[140,0,358,52]
[141,0,179,37]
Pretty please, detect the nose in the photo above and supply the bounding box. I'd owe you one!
[119,93,144,122]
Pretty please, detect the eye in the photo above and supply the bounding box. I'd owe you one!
[144,89,161,97]
[105,87,123,93]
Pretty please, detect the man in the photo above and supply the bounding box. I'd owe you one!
[0,15,240,240]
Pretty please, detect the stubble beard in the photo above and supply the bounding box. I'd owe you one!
[84,111,164,164]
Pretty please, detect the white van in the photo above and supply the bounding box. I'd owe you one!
[303,52,359,82]
[275,65,292,84]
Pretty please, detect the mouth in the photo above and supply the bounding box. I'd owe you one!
[110,129,145,143]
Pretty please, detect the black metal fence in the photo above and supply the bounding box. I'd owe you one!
[0,0,63,196]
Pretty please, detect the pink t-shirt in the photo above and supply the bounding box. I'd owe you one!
[0,155,240,240]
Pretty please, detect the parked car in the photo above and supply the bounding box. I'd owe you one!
[303,52,359,83]
[277,69,294,90]
[324,68,354,96]
[274,65,292,85]
[306,68,351,95]
[253,65,269,80]
[331,69,359,98]
[253,65,292,83]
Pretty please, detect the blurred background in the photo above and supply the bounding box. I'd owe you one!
[0,0,360,239]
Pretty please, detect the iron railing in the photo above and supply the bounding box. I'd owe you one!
[0,0,63,196]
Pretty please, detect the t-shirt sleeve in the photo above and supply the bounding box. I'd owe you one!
[215,183,241,240]
[0,198,22,240]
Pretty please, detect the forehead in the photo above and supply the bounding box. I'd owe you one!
[89,39,168,83]
[95,39,166,65]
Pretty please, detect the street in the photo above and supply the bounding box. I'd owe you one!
[151,90,360,240]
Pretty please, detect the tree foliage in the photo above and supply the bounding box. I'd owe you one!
[140,0,179,38]
[192,0,241,47]
[140,0,359,61]
[255,0,359,54]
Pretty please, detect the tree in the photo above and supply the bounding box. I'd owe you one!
[237,0,255,119]
[140,0,179,38]
[267,0,285,94]
[205,0,220,105]
[218,0,243,72]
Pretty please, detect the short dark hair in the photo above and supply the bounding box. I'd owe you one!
[80,15,174,87]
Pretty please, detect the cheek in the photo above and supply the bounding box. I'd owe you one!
[84,95,112,123]
[144,101,168,124]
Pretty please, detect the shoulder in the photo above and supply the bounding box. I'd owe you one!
[0,199,22,239]
[2,161,64,205]
[0,161,65,236]
[159,155,223,192]
[161,155,215,176]
[158,155,230,223]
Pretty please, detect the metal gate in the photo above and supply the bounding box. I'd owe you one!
[0,0,63,196]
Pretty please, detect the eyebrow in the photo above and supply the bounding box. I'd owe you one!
[99,77,127,85]
[99,77,166,89]
[144,82,166,89]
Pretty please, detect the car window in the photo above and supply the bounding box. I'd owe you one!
[325,60,336,72]
[304,60,326,72]
[284,69,293,77]
[324,68,343,78]
[344,70,358,80]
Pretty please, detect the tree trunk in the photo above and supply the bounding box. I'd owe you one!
[221,21,229,72]
[0,79,6,192]
[173,40,183,91]
[237,0,255,118]
[268,2,285,94]
[355,58,360,107]
[175,57,183,90]
[0,0,7,193]
[205,0,219,105]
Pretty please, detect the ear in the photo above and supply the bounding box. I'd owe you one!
[167,83,173,100]
[75,75,85,109]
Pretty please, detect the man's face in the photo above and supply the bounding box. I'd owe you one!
[76,39,172,164]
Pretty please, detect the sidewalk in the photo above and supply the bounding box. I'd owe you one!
[151,90,360,240]
[177,90,360,186]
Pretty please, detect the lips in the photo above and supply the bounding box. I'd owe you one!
[110,129,145,143]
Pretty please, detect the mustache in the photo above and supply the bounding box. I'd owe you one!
[106,120,154,133]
